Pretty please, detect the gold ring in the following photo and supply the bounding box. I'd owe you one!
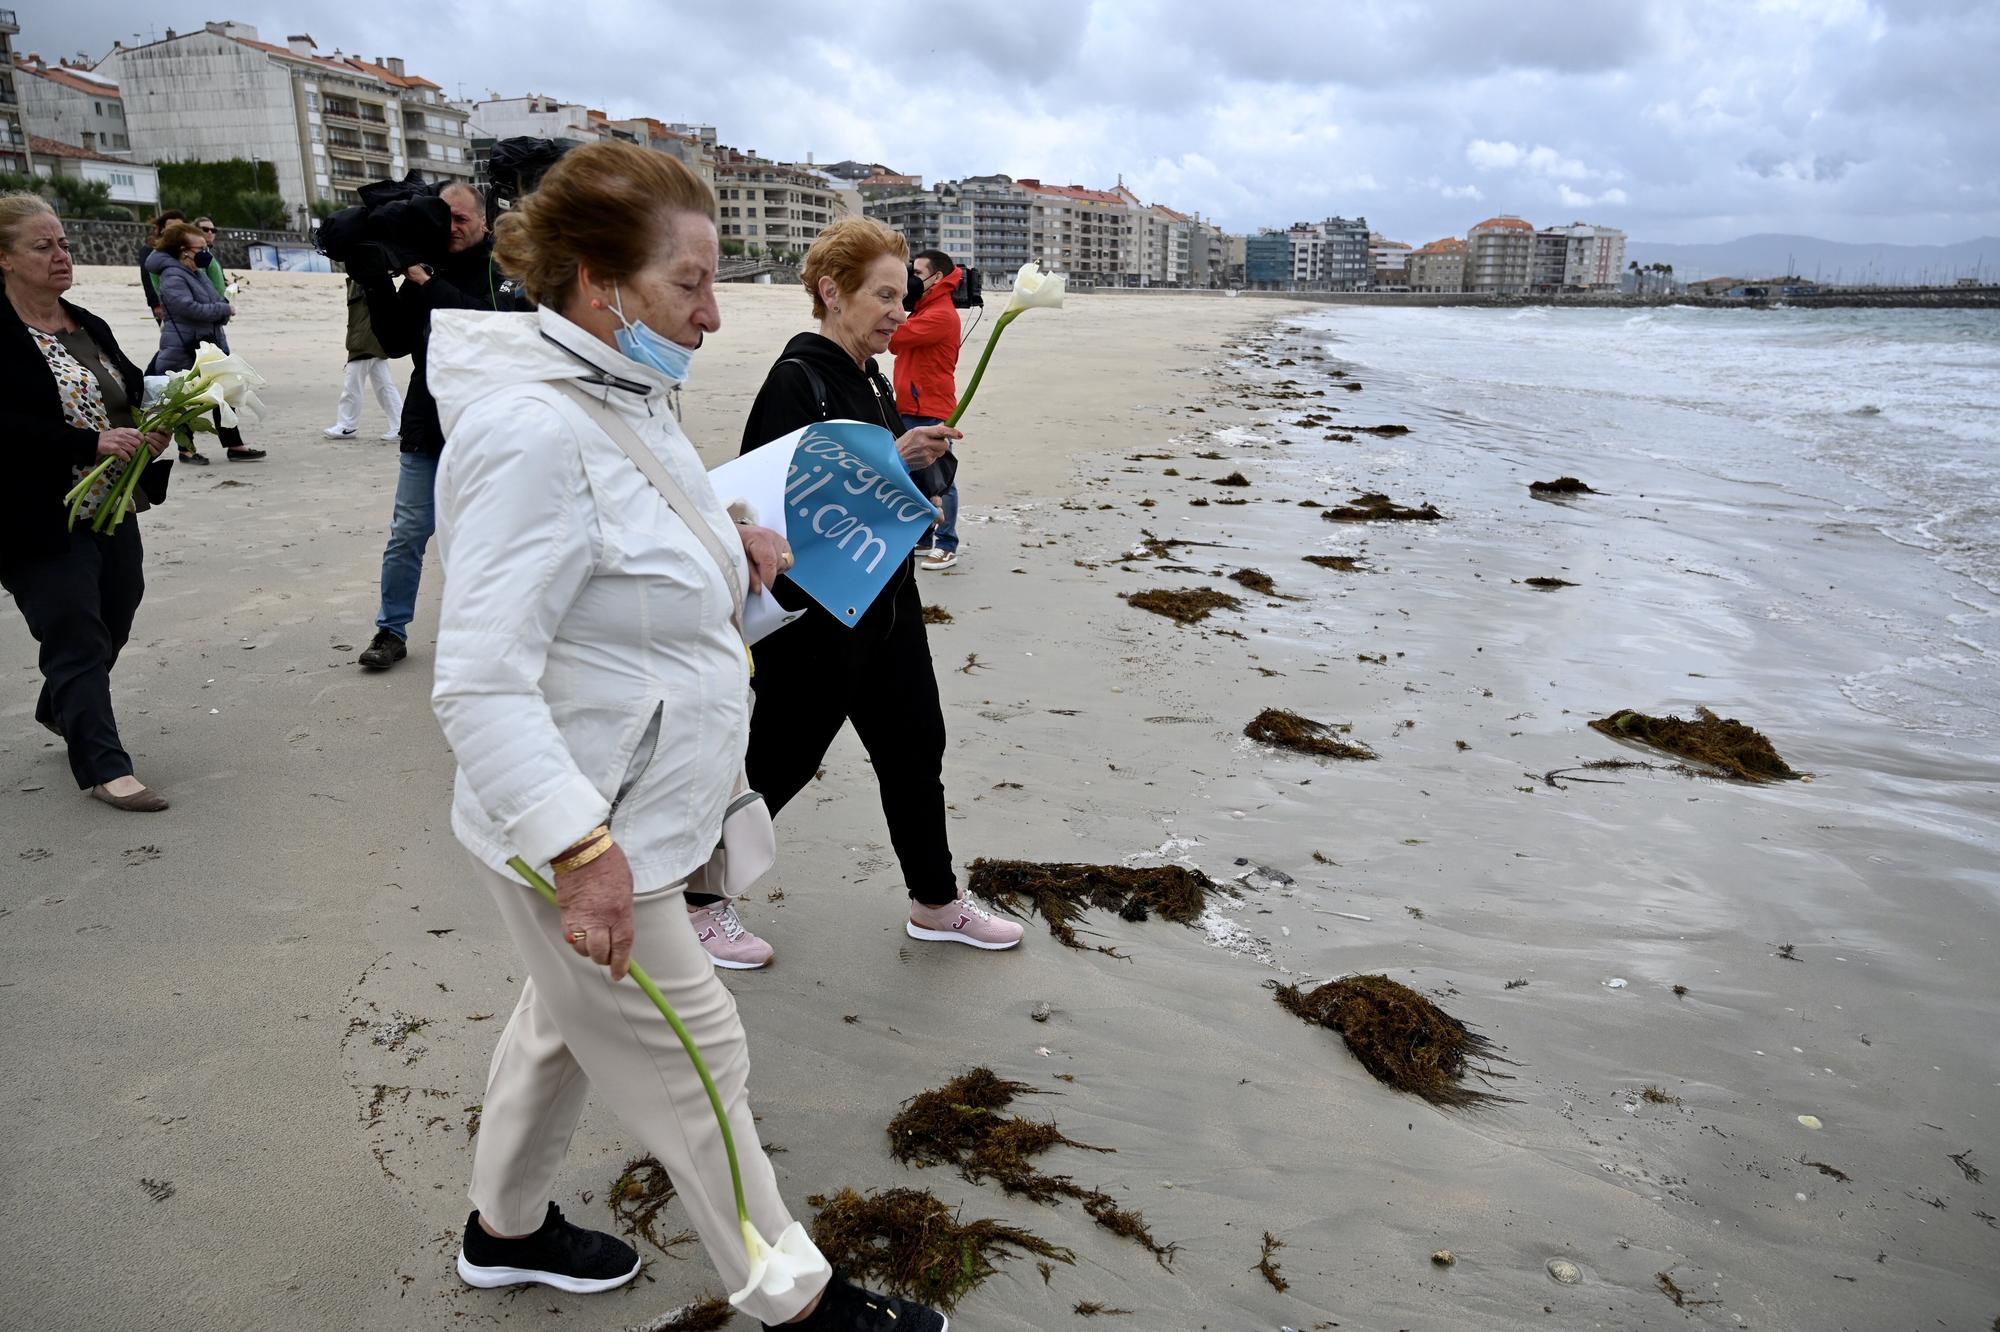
[779,551,794,570]
[567,931,587,944]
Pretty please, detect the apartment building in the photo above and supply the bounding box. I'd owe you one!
[714,145,839,258]
[1463,215,1537,293]
[1277,215,1372,289]
[98,24,468,218]
[1020,179,1131,286]
[1406,236,1466,292]
[1532,221,1626,291]
[0,10,28,174]
[1369,234,1412,289]
[15,56,129,155]
[1245,230,1292,287]
[866,181,975,267]
[956,174,1032,274]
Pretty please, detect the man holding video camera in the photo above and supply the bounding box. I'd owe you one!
[355,183,505,671]
[890,249,964,571]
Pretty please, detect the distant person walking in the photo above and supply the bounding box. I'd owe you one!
[144,220,264,461]
[139,208,184,324]
[890,249,963,570]
[353,182,504,672]
[323,277,404,441]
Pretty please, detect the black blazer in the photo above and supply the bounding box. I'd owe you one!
[0,292,171,567]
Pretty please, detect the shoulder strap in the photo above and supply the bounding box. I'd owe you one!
[553,383,745,627]
[778,357,830,421]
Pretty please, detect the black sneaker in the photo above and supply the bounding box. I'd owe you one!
[768,1270,948,1332]
[358,629,407,670]
[178,451,210,466]
[456,1203,640,1294]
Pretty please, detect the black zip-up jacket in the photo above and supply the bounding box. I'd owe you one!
[740,331,915,626]
[361,235,503,456]
[1,294,171,569]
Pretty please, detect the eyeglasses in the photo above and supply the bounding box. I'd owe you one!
[200,226,217,235]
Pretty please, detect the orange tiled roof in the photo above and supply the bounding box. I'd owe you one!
[1469,215,1534,232]
[31,134,130,163]
[1414,237,1466,254]
[1017,179,1124,205]
[17,60,122,99]
[340,56,441,90]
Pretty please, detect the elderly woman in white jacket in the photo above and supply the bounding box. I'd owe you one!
[426,143,949,1332]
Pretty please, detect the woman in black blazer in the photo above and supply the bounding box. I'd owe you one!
[0,194,175,811]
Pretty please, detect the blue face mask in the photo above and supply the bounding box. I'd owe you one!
[610,285,694,386]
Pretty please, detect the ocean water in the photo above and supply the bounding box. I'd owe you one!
[1286,303,2000,752]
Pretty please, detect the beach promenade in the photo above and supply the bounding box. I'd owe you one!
[3,269,1995,1331]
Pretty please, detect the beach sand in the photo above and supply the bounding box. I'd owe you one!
[2,268,1994,1331]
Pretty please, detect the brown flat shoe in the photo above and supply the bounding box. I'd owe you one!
[90,784,170,812]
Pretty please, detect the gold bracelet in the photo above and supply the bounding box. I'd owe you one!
[553,836,614,874]
[551,824,611,873]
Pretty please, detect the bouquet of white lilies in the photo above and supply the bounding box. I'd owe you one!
[66,343,267,533]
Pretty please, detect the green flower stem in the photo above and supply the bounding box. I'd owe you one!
[506,855,750,1227]
[944,308,1019,429]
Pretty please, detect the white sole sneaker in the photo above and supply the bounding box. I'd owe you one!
[707,953,772,970]
[906,920,1021,950]
[455,1249,640,1294]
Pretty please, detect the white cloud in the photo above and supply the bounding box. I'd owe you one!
[28,0,2000,243]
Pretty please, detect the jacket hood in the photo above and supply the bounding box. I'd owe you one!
[143,248,176,275]
[427,304,678,439]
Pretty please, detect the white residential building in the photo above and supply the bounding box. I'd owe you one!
[98,23,470,220]
[30,135,159,208]
[14,56,131,155]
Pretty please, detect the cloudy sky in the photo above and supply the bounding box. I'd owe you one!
[26,0,1998,244]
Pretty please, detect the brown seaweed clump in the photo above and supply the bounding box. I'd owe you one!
[1245,709,1376,760]
[1302,554,1368,572]
[609,1154,697,1254]
[922,605,954,624]
[1273,975,1515,1108]
[1228,568,1278,595]
[1322,492,1443,522]
[1121,586,1241,625]
[1523,577,1576,589]
[967,859,1212,951]
[808,1186,1074,1312]
[886,1068,1177,1264]
[1588,707,1799,782]
[1211,471,1251,487]
[1529,476,1595,495]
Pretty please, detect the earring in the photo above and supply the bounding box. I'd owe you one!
[591,298,605,309]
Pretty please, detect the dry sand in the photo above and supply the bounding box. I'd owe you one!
[2,268,1995,1331]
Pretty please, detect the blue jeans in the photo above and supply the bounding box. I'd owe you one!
[900,413,959,553]
[375,449,438,640]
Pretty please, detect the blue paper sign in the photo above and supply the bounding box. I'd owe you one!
[778,420,935,626]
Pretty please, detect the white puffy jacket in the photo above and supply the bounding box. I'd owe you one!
[427,304,749,887]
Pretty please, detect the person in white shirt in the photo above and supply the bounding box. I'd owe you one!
[426,140,951,1332]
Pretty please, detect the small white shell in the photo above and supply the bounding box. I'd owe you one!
[1546,1258,1583,1284]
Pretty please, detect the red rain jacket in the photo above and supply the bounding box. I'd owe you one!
[889,266,962,420]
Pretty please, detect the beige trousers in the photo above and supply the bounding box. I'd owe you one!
[467,858,822,1325]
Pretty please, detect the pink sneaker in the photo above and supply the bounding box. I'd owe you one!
[906,892,1025,950]
[688,902,773,970]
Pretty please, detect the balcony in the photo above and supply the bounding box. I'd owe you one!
[0,10,17,32]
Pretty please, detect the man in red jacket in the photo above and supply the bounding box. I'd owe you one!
[890,250,963,570]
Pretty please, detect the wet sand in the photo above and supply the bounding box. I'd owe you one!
[1,269,1995,1331]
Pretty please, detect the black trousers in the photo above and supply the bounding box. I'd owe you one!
[737,563,957,906]
[2,522,146,788]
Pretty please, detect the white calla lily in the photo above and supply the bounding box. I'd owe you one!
[1004,260,1068,314]
[728,1219,832,1311]
[947,262,1069,428]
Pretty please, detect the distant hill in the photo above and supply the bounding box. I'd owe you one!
[1625,233,1999,286]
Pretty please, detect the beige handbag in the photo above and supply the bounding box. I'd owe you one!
[558,384,777,900]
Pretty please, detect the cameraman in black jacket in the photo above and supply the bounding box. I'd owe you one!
[355,182,506,671]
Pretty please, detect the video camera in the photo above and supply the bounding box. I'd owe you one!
[316,175,452,282]
[484,137,573,231]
